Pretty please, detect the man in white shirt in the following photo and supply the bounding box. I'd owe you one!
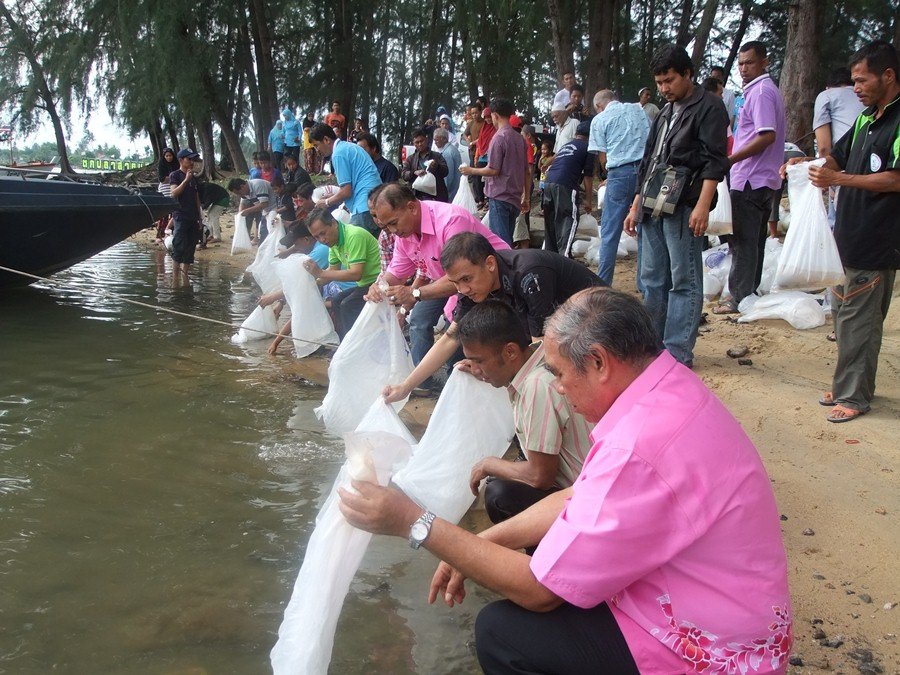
[813,67,866,157]
[552,70,575,111]
[551,104,576,153]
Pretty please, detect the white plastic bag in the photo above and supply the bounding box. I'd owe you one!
[315,299,415,435]
[331,205,352,224]
[231,305,278,344]
[312,185,340,203]
[246,219,285,294]
[571,239,591,258]
[758,238,783,296]
[596,183,606,212]
[774,161,844,291]
[393,369,515,523]
[619,230,638,254]
[231,214,253,254]
[481,211,490,227]
[577,213,598,237]
[273,255,339,358]
[270,401,414,675]
[412,171,437,196]
[707,180,733,236]
[585,238,600,265]
[452,175,478,214]
[737,291,826,330]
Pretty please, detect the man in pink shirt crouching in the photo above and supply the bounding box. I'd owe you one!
[339,287,792,674]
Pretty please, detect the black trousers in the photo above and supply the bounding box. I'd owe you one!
[475,600,640,674]
[484,478,558,524]
[728,185,775,305]
[331,284,370,339]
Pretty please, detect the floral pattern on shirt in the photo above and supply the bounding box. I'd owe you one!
[653,594,792,673]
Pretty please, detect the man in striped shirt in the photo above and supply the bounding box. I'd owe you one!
[457,300,592,524]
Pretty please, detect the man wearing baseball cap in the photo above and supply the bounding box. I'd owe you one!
[542,120,595,256]
[168,149,203,274]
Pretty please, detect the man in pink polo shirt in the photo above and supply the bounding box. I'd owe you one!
[368,183,509,391]
[339,287,792,674]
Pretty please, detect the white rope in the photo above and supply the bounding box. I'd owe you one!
[0,264,337,348]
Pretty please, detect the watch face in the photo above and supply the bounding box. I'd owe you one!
[410,521,429,542]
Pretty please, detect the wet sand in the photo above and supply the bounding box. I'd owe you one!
[130,213,900,673]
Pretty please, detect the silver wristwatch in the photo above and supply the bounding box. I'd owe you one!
[408,510,436,550]
[411,287,422,300]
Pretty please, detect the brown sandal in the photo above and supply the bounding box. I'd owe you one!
[826,405,866,424]
[712,302,739,315]
[819,392,835,407]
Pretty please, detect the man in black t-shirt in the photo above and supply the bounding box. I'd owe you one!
[784,41,900,424]
[542,120,595,257]
[168,148,203,273]
[383,232,603,402]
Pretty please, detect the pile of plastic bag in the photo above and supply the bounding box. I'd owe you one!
[315,298,415,435]
[737,291,826,330]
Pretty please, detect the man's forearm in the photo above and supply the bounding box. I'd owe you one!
[834,170,900,193]
[729,130,776,165]
[481,456,554,490]
[418,276,455,300]
[326,185,352,207]
[320,267,362,282]
[402,331,460,389]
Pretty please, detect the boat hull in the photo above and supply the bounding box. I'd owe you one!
[0,176,176,287]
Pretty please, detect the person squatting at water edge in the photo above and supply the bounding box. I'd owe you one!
[342,287,793,674]
[382,231,603,403]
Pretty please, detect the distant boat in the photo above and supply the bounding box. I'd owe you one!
[0,173,175,287]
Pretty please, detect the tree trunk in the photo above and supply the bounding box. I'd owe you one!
[186,123,197,153]
[893,2,900,50]
[249,0,279,126]
[691,0,720,67]
[723,0,752,76]
[547,0,575,81]
[331,0,355,121]
[585,0,615,96]
[238,17,265,151]
[647,0,657,65]
[196,118,218,179]
[780,0,822,154]
[675,0,694,47]
[163,111,180,151]
[0,3,75,174]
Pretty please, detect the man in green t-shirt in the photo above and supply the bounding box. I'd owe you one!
[304,207,381,338]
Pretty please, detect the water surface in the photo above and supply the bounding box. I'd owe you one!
[0,244,488,673]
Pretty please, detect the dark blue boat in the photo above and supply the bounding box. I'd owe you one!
[0,174,175,287]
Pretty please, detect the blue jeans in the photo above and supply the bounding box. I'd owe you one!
[488,198,518,246]
[598,162,639,286]
[639,205,703,366]
[350,210,379,237]
[409,297,446,365]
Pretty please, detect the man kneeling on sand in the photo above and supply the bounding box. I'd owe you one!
[457,300,592,526]
[339,287,793,674]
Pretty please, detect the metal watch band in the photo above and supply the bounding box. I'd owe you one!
[408,510,436,550]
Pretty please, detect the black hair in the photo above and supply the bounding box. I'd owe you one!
[469,100,484,111]
[355,132,381,154]
[710,65,726,75]
[739,41,767,59]
[849,40,899,78]
[412,128,428,140]
[271,175,285,188]
[440,232,496,270]
[702,77,723,93]
[490,97,515,118]
[650,43,694,78]
[286,219,312,240]
[227,178,247,192]
[570,84,585,95]
[374,182,416,210]
[308,123,336,143]
[296,182,315,200]
[307,207,337,229]
[251,151,259,160]
[457,300,530,351]
[258,150,271,161]
[825,67,853,87]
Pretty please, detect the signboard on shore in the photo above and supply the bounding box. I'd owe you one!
[81,157,144,171]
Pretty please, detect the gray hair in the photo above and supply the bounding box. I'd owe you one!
[544,287,661,372]
[433,127,449,141]
[592,89,617,110]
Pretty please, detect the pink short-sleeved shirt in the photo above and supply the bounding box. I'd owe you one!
[387,198,509,274]
[531,351,792,674]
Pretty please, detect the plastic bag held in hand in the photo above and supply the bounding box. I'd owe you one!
[270,401,414,675]
[393,369,515,523]
[706,179,733,236]
[451,175,478,214]
[273,255,339,358]
[231,305,278,344]
[246,217,285,294]
[231,213,252,254]
[315,298,415,435]
[774,160,844,291]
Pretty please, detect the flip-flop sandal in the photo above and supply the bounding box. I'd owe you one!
[819,392,836,407]
[826,404,866,424]
[826,331,836,342]
[712,303,740,315]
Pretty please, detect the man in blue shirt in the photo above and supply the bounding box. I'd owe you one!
[309,123,382,237]
[541,121,595,257]
[268,121,286,170]
[589,90,650,286]
[281,108,301,160]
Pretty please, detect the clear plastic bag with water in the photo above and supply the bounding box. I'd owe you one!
[231,214,253,254]
[273,255,339,358]
[231,305,278,344]
[452,175,478,214]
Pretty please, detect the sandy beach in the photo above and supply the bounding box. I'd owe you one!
[131,211,899,673]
